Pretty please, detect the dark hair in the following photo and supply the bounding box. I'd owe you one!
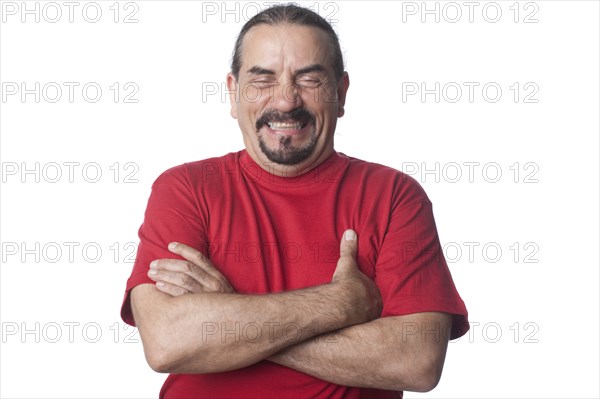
[231,4,344,81]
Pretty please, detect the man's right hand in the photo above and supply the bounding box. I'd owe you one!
[331,229,383,324]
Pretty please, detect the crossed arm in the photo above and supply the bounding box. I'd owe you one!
[130,230,452,392]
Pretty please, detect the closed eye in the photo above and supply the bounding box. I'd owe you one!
[250,78,277,88]
[297,76,323,88]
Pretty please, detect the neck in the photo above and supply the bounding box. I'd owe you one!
[245,146,335,178]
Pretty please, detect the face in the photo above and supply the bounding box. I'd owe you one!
[227,23,349,176]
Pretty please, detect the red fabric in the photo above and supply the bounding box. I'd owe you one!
[121,150,468,398]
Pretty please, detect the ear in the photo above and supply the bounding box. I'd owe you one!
[226,73,238,119]
[336,72,350,118]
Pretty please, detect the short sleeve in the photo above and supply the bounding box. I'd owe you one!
[120,165,207,326]
[374,178,469,339]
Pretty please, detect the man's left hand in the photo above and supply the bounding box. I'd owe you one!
[147,242,236,296]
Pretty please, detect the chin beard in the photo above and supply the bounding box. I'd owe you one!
[258,132,318,166]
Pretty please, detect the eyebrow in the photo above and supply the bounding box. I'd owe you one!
[246,64,327,77]
[295,64,327,76]
[247,66,275,75]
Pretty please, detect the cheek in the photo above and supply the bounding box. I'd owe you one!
[315,83,338,104]
[239,84,274,107]
[316,105,339,123]
[241,85,261,103]
[304,92,337,116]
[239,103,259,121]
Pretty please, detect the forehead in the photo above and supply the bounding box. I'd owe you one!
[240,23,334,71]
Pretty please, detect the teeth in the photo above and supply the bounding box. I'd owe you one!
[268,121,303,130]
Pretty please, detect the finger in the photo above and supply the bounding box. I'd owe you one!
[339,229,358,260]
[168,242,228,280]
[148,267,204,292]
[150,258,213,279]
[150,258,217,288]
[155,280,190,297]
[150,259,235,293]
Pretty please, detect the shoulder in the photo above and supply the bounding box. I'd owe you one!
[152,151,243,188]
[341,153,430,206]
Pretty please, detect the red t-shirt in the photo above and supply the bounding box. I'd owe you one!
[121,150,469,399]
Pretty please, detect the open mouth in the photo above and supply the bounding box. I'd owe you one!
[256,109,315,134]
[264,120,311,136]
[267,121,308,131]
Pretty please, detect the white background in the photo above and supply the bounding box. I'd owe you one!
[1,1,598,398]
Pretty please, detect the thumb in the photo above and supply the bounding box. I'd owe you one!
[332,230,358,281]
[339,229,358,261]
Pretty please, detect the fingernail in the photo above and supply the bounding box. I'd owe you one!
[150,260,157,269]
[156,281,164,287]
[168,242,178,250]
[345,230,356,241]
[148,269,157,275]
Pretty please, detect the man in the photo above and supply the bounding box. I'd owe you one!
[121,4,469,398]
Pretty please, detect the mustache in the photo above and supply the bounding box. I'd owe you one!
[255,108,316,131]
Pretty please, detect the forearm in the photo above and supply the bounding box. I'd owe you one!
[268,313,451,392]
[132,282,366,374]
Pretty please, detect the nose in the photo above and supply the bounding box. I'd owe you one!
[271,80,303,113]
